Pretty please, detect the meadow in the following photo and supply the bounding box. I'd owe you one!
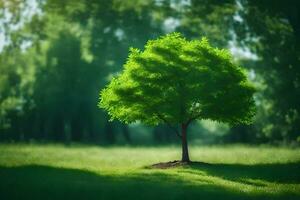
[0,143,299,200]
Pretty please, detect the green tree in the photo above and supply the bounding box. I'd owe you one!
[233,0,300,141]
[99,33,255,162]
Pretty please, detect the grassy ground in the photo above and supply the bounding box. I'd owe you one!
[0,143,299,200]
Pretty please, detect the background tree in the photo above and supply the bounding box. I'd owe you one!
[99,33,255,162]
[233,0,300,142]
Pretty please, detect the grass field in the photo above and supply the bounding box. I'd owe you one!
[0,143,299,200]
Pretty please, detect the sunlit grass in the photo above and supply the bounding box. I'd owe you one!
[0,143,299,200]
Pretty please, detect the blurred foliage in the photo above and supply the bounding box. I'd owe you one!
[0,0,299,144]
[233,0,300,142]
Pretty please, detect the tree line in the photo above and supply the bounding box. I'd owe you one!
[0,0,299,144]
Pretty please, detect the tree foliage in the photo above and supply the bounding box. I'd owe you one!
[233,0,300,140]
[100,33,255,127]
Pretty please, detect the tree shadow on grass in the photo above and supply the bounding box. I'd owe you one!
[0,164,299,200]
[182,161,300,184]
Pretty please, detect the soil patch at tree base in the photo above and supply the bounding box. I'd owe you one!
[149,160,209,169]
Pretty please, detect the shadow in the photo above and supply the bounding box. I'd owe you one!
[182,161,300,184]
[1,165,298,200]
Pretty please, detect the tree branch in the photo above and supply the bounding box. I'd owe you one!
[186,113,201,126]
[125,94,182,138]
[155,113,182,138]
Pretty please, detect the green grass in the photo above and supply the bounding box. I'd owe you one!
[0,143,299,200]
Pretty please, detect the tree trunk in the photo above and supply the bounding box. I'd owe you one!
[181,123,190,162]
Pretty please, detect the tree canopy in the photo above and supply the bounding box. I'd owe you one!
[100,33,255,127]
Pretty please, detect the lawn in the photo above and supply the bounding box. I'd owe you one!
[0,143,299,200]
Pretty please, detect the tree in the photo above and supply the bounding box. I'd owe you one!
[233,0,300,141]
[1,0,162,142]
[99,33,255,162]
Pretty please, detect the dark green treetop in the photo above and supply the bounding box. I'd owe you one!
[99,32,255,127]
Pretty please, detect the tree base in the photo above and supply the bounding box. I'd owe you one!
[148,160,211,169]
[149,160,188,169]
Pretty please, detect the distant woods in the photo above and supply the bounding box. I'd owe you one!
[0,0,299,144]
